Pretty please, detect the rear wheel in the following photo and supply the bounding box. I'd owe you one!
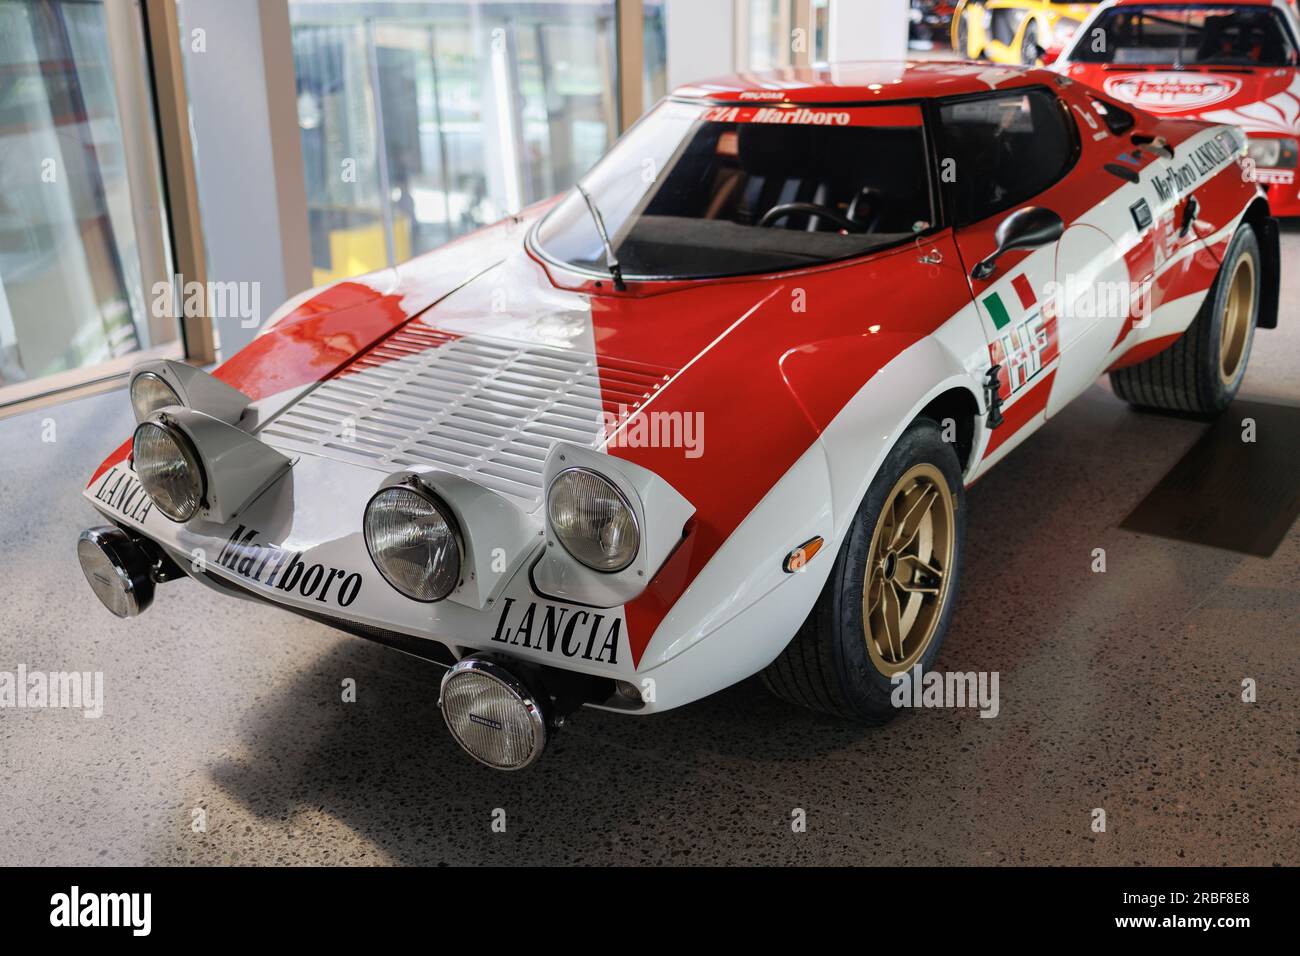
[762,419,965,722]
[1109,224,1260,416]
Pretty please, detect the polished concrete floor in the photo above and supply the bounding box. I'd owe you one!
[2,232,1296,867]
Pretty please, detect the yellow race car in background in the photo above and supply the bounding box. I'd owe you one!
[951,0,1096,65]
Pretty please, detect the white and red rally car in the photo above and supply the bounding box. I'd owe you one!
[1057,0,1300,215]
[79,62,1278,769]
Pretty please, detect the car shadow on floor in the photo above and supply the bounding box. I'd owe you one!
[202,628,915,864]
[199,387,1245,864]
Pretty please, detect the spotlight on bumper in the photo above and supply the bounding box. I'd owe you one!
[438,657,549,770]
[77,527,156,618]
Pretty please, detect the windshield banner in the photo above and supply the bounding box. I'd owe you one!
[700,104,923,128]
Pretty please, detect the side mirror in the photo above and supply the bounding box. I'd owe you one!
[970,206,1064,281]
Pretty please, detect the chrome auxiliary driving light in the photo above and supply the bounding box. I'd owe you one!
[438,657,549,770]
[76,527,156,618]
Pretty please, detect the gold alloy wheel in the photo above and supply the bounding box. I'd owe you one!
[1219,253,1255,384]
[863,463,956,676]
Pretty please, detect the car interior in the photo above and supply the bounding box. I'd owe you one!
[609,121,934,275]
[937,90,1073,225]
[1082,9,1298,67]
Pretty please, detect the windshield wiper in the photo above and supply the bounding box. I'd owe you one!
[574,183,626,291]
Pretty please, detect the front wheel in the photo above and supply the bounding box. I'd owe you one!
[954,8,972,57]
[762,418,966,722]
[1020,21,1041,66]
[1109,223,1260,416]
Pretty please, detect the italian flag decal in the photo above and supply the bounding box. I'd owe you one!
[984,274,1059,401]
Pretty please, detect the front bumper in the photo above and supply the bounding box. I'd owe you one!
[1260,175,1300,218]
[84,454,637,695]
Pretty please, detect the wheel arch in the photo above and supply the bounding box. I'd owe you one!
[917,386,981,473]
[1242,197,1280,330]
[634,338,983,694]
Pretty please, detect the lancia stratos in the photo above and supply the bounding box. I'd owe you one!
[79,62,1280,769]
[1057,0,1300,215]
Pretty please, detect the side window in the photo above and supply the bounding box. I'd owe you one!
[937,88,1077,226]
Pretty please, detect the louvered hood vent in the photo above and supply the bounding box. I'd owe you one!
[258,322,672,510]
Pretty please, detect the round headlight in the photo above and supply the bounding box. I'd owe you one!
[76,527,155,618]
[1247,138,1283,169]
[130,372,182,422]
[439,658,548,770]
[363,483,462,602]
[547,467,639,572]
[132,419,205,521]
[1248,137,1299,170]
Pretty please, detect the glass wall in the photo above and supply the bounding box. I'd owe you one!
[738,0,824,71]
[743,0,786,71]
[289,0,630,285]
[811,0,828,64]
[0,0,174,396]
[643,0,666,106]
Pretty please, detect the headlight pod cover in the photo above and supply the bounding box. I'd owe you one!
[127,360,251,425]
[129,408,291,524]
[129,372,182,422]
[364,482,463,602]
[534,444,694,608]
[1247,137,1299,170]
[547,467,640,572]
[133,418,205,521]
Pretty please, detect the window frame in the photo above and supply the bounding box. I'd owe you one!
[929,84,1083,231]
[527,95,947,284]
[1061,3,1300,68]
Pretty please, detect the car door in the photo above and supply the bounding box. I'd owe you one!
[933,83,1161,460]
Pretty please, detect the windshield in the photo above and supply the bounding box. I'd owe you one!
[533,100,934,280]
[1068,4,1299,67]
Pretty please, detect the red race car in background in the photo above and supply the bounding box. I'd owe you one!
[1056,0,1300,215]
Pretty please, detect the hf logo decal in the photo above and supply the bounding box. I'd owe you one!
[982,274,1060,400]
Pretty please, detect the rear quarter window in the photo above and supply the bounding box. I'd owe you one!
[935,87,1078,226]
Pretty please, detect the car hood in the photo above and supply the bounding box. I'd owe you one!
[251,241,822,512]
[1066,64,1300,136]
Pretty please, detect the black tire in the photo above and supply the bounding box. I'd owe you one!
[954,7,971,57]
[1109,224,1260,416]
[1020,21,1041,66]
[762,418,966,723]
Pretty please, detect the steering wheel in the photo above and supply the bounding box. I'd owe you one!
[757,202,864,232]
